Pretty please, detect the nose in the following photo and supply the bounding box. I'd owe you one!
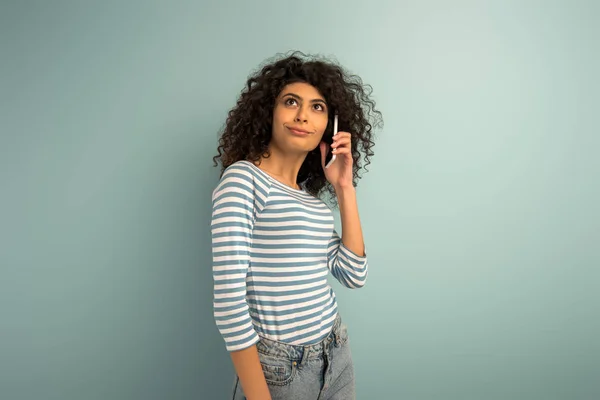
[294,105,308,123]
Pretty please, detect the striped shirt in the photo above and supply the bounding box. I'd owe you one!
[211,160,368,352]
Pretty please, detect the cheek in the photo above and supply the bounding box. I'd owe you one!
[272,107,282,124]
[314,115,329,135]
[308,118,328,146]
[313,127,326,144]
[271,108,287,133]
[273,108,294,128]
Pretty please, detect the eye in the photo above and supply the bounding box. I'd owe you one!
[284,98,298,106]
[313,103,326,112]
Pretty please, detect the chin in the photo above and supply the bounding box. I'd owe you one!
[272,132,320,154]
[291,146,315,155]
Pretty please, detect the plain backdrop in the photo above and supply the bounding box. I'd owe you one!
[1,1,598,399]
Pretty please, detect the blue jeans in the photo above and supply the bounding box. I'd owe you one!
[232,314,355,400]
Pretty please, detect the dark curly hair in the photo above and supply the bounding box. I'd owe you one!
[213,51,383,202]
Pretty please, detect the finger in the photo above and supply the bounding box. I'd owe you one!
[332,146,351,154]
[332,137,351,148]
[333,132,352,141]
[333,131,352,140]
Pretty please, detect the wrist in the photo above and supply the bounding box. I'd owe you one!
[334,184,355,196]
[334,186,357,208]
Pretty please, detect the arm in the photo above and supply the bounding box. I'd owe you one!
[211,165,271,400]
[336,186,365,257]
[326,186,369,289]
[320,131,368,288]
[230,346,271,400]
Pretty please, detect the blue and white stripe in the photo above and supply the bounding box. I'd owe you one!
[211,160,368,352]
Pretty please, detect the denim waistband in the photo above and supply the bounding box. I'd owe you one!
[255,314,346,364]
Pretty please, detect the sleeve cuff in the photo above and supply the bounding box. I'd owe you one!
[340,243,367,263]
[225,330,260,352]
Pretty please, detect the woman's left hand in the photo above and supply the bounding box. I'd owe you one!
[320,131,354,190]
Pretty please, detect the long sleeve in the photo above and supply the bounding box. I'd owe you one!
[326,229,368,288]
[211,164,269,351]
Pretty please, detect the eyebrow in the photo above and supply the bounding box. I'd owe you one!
[282,92,327,105]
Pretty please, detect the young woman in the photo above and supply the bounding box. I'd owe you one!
[211,52,382,400]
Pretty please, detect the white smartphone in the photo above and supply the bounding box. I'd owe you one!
[325,113,338,169]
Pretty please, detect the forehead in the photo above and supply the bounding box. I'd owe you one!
[279,82,325,101]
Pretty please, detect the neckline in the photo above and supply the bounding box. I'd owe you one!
[241,160,307,194]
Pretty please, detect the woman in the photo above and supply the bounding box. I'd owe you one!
[211,52,382,400]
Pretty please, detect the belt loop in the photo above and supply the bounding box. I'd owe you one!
[299,345,309,368]
[333,315,341,346]
[326,331,334,350]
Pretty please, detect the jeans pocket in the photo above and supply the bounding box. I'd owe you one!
[259,355,297,386]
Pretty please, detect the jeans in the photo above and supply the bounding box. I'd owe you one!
[231,314,355,400]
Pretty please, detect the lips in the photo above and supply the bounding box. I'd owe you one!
[286,126,312,135]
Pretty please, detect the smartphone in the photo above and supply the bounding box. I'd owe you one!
[325,113,338,169]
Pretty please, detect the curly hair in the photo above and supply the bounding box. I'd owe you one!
[213,51,383,202]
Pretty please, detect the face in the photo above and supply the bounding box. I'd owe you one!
[270,82,329,155]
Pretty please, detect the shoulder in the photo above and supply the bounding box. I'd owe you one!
[222,161,270,188]
[221,160,255,178]
[213,161,271,201]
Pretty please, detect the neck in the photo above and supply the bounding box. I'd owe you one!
[256,145,307,190]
